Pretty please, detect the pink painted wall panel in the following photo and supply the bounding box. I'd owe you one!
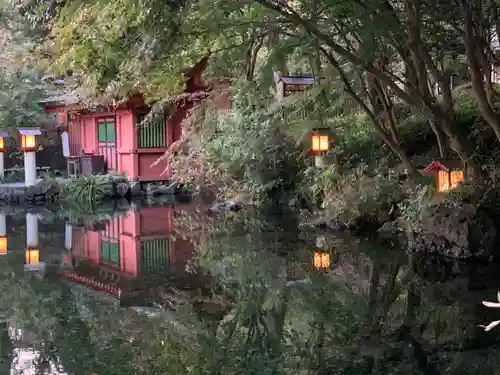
[120,236,139,277]
[118,153,135,179]
[71,229,86,258]
[68,118,82,156]
[138,153,171,180]
[85,231,101,264]
[117,112,134,151]
[83,117,97,153]
[120,211,138,236]
[138,206,172,234]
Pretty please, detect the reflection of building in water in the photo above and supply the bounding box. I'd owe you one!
[57,205,197,305]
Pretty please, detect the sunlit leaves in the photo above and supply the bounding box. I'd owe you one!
[0,2,53,132]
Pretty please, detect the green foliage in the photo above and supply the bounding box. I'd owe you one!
[0,1,54,132]
[305,162,404,226]
[398,184,435,227]
[174,82,307,204]
[66,175,112,208]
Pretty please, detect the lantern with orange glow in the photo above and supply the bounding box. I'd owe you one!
[310,128,332,154]
[422,159,465,193]
[18,128,41,152]
[0,237,7,255]
[0,131,8,153]
[313,251,330,269]
[25,248,40,265]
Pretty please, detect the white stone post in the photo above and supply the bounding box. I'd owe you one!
[0,152,4,179]
[314,155,326,168]
[316,235,327,249]
[24,151,36,187]
[65,222,72,251]
[26,213,38,249]
[0,213,6,238]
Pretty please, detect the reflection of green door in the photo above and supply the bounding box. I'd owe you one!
[101,240,119,265]
[140,239,169,274]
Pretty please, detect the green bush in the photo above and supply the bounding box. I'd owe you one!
[194,83,307,204]
[68,175,112,207]
[304,162,405,226]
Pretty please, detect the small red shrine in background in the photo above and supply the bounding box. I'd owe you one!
[422,158,465,192]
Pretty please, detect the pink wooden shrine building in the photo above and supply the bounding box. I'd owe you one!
[42,57,220,182]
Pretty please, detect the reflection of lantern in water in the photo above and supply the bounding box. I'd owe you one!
[25,213,41,268]
[25,248,39,265]
[0,237,7,255]
[65,222,72,251]
[62,221,73,267]
[0,213,6,255]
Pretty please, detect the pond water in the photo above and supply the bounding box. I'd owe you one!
[0,201,499,374]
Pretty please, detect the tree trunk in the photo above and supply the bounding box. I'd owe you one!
[321,48,419,176]
[460,0,500,145]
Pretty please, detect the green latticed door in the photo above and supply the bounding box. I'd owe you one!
[140,239,169,274]
[136,112,167,148]
[96,117,118,171]
[101,240,120,265]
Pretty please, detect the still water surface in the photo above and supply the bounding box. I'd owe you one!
[0,202,499,374]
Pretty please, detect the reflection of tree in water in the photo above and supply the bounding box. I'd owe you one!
[1,210,500,374]
[0,321,13,374]
[360,253,500,375]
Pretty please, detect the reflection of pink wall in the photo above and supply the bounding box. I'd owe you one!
[72,229,85,257]
[85,232,100,263]
[71,205,196,277]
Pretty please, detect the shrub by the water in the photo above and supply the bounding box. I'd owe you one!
[68,175,112,207]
